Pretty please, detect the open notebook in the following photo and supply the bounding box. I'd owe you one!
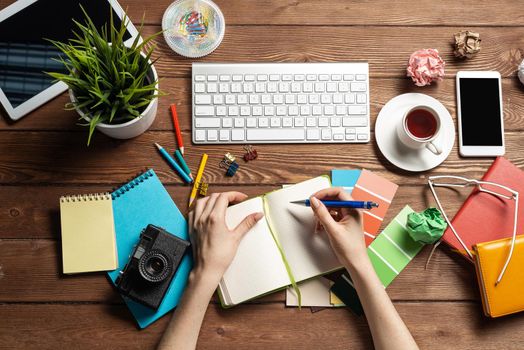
[218,176,341,307]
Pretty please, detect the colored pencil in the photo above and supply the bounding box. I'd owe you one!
[174,149,194,181]
[154,143,192,184]
[170,104,184,155]
[189,153,208,207]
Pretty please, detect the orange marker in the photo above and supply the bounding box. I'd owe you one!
[170,104,184,155]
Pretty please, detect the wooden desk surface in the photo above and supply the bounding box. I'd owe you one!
[2,0,524,348]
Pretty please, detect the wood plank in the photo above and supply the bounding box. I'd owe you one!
[2,77,524,132]
[3,0,524,26]
[139,25,524,79]
[2,302,523,350]
[0,238,477,303]
[0,130,522,186]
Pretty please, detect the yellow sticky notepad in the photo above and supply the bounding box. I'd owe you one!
[60,194,117,274]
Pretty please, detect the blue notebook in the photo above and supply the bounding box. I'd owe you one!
[107,169,192,329]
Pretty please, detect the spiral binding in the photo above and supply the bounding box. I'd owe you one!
[60,193,111,203]
[111,169,155,200]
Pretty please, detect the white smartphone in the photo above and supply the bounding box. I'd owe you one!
[456,71,505,157]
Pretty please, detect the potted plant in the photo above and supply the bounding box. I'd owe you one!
[48,8,162,145]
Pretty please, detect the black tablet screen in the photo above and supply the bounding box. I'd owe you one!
[0,0,131,108]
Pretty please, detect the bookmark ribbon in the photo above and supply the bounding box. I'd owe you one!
[263,197,302,307]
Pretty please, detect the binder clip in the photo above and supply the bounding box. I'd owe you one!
[220,153,239,177]
[243,145,258,162]
[197,181,209,196]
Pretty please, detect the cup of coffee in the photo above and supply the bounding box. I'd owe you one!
[397,105,442,155]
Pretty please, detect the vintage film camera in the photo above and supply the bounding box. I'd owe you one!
[116,224,190,309]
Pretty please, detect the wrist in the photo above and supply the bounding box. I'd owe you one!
[342,250,372,274]
[189,266,223,290]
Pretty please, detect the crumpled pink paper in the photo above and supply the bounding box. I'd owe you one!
[406,49,445,87]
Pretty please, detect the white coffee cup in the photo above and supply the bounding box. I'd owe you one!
[397,105,443,155]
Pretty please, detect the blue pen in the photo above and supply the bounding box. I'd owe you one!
[155,143,193,184]
[290,199,379,209]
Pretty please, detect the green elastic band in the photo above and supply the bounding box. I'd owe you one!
[263,196,301,307]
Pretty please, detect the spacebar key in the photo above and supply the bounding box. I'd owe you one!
[247,129,305,141]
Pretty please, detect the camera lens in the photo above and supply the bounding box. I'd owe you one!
[138,250,171,283]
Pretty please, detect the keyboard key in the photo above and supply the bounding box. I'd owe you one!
[356,74,367,81]
[195,83,205,93]
[338,82,350,92]
[237,95,248,104]
[243,83,254,93]
[195,94,212,105]
[269,74,280,81]
[294,117,305,127]
[279,82,290,92]
[231,83,242,93]
[250,95,260,104]
[276,106,287,116]
[264,106,275,115]
[247,118,257,127]
[207,75,218,81]
[195,75,205,81]
[345,93,356,104]
[252,106,263,115]
[261,95,271,104]
[345,128,356,134]
[219,83,229,93]
[291,82,301,92]
[297,94,308,104]
[216,106,227,116]
[343,74,354,81]
[331,117,341,127]
[259,118,269,127]
[219,130,230,141]
[309,94,319,104]
[222,118,232,127]
[303,82,313,92]
[195,129,206,141]
[257,74,268,81]
[357,133,368,140]
[288,106,299,115]
[225,95,236,104]
[195,106,214,116]
[333,94,344,104]
[255,83,266,93]
[324,106,334,115]
[285,94,295,104]
[232,74,243,81]
[228,106,239,116]
[343,117,368,127]
[244,74,255,81]
[219,75,230,81]
[314,82,325,92]
[333,133,344,140]
[319,74,329,81]
[326,82,337,92]
[294,74,305,81]
[357,93,367,104]
[346,133,356,141]
[270,117,281,127]
[207,130,218,141]
[331,74,342,81]
[300,105,310,115]
[283,117,293,127]
[232,129,245,141]
[312,105,322,115]
[321,94,332,104]
[321,128,332,140]
[351,82,366,92]
[306,117,316,127]
[348,105,367,115]
[240,106,250,116]
[306,74,317,81]
[234,118,245,127]
[247,129,305,141]
[336,105,346,115]
[307,129,320,140]
[207,83,217,93]
[282,74,293,81]
[267,82,278,93]
[319,117,329,127]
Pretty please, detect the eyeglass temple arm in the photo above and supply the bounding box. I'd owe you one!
[496,192,519,285]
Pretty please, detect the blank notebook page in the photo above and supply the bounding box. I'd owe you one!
[265,176,339,281]
[220,197,290,305]
[60,194,117,274]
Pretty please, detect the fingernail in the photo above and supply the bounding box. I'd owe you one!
[310,197,320,209]
[254,212,264,221]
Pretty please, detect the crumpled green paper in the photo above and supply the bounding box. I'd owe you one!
[407,208,447,244]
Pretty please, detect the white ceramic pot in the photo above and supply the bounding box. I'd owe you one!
[69,52,159,140]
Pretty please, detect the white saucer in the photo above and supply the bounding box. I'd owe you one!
[375,93,455,172]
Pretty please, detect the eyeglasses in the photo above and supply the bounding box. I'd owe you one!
[427,175,519,285]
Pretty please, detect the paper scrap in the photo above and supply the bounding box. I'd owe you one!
[406,207,447,244]
[453,30,481,59]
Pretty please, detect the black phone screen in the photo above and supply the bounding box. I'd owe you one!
[459,77,503,146]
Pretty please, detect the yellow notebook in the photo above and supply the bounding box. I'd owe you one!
[60,193,117,274]
[473,235,524,318]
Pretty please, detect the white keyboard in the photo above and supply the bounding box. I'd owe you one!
[192,62,370,144]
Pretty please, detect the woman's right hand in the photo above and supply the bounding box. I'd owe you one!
[309,187,368,269]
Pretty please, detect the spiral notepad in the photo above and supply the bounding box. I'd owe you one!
[59,193,117,274]
[107,169,191,329]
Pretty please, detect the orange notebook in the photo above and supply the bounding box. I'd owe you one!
[442,157,524,260]
[473,235,524,318]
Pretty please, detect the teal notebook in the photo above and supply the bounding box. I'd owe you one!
[331,206,424,315]
[107,169,192,328]
[331,169,361,192]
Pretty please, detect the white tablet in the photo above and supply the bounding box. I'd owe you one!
[0,0,139,121]
[456,71,505,157]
